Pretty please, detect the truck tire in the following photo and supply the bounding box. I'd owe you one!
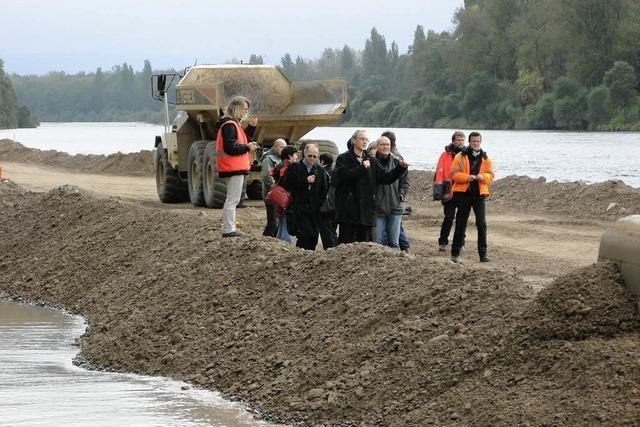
[203,142,227,209]
[299,139,340,160]
[246,180,263,200]
[155,143,188,203]
[187,141,207,207]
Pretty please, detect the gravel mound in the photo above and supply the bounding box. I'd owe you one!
[1,182,639,425]
[0,139,153,176]
[408,171,640,220]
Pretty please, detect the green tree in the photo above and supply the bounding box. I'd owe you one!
[603,60,637,108]
[280,54,295,79]
[587,85,611,128]
[560,0,625,86]
[362,28,389,79]
[462,72,500,124]
[523,93,556,129]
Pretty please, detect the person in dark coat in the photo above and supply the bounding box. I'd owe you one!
[283,143,328,250]
[333,130,408,244]
[382,130,410,251]
[373,136,409,252]
[318,153,337,250]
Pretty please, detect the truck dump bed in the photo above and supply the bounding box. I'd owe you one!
[175,65,347,143]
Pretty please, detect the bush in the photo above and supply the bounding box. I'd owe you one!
[523,94,556,129]
[587,86,611,129]
[604,61,637,109]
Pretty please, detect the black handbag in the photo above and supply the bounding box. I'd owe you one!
[433,181,452,201]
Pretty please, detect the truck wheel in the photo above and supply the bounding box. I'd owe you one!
[203,142,228,209]
[155,143,188,203]
[246,180,263,200]
[299,139,339,160]
[187,141,207,207]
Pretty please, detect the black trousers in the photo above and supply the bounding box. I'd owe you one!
[438,199,457,246]
[451,192,487,257]
[296,214,320,250]
[319,212,337,250]
[338,223,372,245]
[263,200,278,237]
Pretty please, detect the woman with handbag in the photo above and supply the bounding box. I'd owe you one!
[270,145,298,243]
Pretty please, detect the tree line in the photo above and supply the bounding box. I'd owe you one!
[0,59,38,129]
[6,0,640,131]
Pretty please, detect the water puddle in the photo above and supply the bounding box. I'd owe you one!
[0,300,282,426]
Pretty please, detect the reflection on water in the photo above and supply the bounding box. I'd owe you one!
[0,300,281,427]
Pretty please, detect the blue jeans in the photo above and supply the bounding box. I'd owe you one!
[276,217,292,243]
[374,215,402,251]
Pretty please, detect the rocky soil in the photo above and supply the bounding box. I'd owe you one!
[0,138,153,176]
[1,177,639,426]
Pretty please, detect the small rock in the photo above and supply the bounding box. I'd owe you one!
[354,387,365,398]
[483,369,493,378]
[606,202,617,212]
[451,412,460,420]
[308,388,325,399]
[428,333,449,343]
[181,385,190,391]
[327,392,338,404]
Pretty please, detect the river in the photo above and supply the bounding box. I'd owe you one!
[0,122,638,187]
[0,299,280,426]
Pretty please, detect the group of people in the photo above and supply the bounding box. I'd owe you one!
[260,129,410,252]
[215,95,494,262]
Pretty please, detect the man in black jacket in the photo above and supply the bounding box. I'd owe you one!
[333,130,408,244]
[283,143,328,250]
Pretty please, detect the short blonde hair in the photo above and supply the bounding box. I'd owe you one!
[226,96,250,121]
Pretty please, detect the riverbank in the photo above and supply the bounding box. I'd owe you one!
[1,164,639,425]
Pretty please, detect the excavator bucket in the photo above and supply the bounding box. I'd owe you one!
[598,215,640,296]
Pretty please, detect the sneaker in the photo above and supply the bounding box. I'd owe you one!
[222,230,247,238]
[479,255,491,262]
[438,244,447,252]
[451,255,460,263]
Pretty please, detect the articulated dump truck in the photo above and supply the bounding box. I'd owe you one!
[151,65,347,208]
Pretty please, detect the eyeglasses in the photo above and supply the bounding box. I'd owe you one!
[306,154,317,158]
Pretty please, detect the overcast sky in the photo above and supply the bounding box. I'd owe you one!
[2,0,464,75]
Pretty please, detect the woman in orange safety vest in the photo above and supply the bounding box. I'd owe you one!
[215,96,259,237]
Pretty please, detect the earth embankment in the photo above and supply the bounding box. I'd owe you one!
[0,138,154,176]
[1,181,639,426]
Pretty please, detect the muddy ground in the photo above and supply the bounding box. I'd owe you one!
[1,143,640,426]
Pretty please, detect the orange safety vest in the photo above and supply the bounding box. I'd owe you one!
[215,120,250,174]
[450,151,495,197]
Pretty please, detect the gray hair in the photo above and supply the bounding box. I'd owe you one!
[226,96,250,121]
[351,129,367,141]
[303,143,319,154]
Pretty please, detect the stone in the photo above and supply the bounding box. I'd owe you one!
[308,388,325,399]
[428,333,449,343]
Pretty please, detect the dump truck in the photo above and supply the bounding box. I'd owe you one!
[151,64,347,208]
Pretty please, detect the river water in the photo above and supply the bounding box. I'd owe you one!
[0,122,638,187]
[0,300,280,426]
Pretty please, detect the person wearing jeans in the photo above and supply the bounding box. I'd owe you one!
[215,96,258,237]
[373,136,409,252]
